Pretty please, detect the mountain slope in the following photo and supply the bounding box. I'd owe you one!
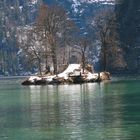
[43,0,114,34]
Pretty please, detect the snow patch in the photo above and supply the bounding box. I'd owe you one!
[30,0,38,4]
[58,64,81,79]
[71,0,115,5]
[28,76,42,82]
[86,72,98,80]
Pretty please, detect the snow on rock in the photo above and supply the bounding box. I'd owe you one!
[58,64,81,79]
[22,64,110,85]
[30,0,38,5]
[26,64,97,83]
[45,75,56,82]
[86,72,98,80]
[28,76,42,82]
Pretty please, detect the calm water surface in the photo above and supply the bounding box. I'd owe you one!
[0,77,140,140]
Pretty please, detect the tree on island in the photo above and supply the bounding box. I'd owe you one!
[75,36,91,74]
[19,3,125,76]
[17,4,76,75]
[36,4,76,74]
[17,27,45,76]
[90,8,127,72]
[94,10,117,71]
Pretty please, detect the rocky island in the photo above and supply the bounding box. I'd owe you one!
[22,64,110,85]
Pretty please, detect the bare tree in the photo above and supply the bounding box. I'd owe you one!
[37,4,76,74]
[75,36,90,73]
[17,26,45,76]
[92,9,118,71]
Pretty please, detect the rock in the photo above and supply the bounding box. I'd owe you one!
[21,79,34,85]
[34,78,47,85]
[51,77,66,84]
[99,72,111,81]
[85,64,94,73]
[68,69,81,77]
[70,75,85,84]
[67,77,74,83]
[21,64,111,85]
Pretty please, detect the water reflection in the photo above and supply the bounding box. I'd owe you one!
[1,78,140,140]
[29,86,41,128]
[15,81,140,140]
[27,83,126,139]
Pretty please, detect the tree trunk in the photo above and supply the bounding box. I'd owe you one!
[102,46,107,71]
[38,58,42,76]
[45,55,48,71]
[82,55,85,74]
[52,56,57,74]
[103,48,107,71]
[52,48,57,74]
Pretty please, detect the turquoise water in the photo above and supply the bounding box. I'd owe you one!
[0,77,140,140]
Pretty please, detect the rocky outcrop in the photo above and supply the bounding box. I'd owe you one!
[22,72,110,85]
[22,78,47,85]
[21,64,111,85]
[99,72,111,81]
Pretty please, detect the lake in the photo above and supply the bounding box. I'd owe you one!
[0,77,140,140]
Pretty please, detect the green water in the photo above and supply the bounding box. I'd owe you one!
[0,77,140,140]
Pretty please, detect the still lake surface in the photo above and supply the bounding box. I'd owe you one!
[0,77,140,140]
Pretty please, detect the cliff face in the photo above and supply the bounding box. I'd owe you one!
[116,0,140,46]
[116,0,140,73]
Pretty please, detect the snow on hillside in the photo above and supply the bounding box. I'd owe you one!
[84,0,114,4]
[71,0,115,7]
[30,0,38,4]
[70,0,114,13]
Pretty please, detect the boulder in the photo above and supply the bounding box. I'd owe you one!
[51,77,66,84]
[70,75,85,84]
[21,79,34,85]
[99,72,111,81]
[85,64,94,73]
[34,78,47,85]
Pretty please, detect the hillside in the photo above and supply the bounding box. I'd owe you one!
[0,0,114,75]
